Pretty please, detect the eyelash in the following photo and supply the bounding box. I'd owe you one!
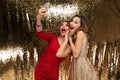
[71,20,78,24]
[74,22,78,24]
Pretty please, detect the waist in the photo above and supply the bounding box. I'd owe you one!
[40,55,64,62]
[38,58,61,66]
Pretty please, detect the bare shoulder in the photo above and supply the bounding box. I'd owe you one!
[77,31,86,37]
[77,31,88,41]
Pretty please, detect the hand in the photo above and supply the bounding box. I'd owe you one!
[69,30,74,37]
[37,7,48,18]
[36,7,48,27]
[68,36,72,41]
[69,28,77,37]
[65,30,70,42]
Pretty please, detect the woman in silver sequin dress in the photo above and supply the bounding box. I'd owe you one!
[69,15,99,80]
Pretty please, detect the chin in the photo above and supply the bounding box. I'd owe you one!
[60,32,64,36]
[60,33,65,36]
[62,34,65,36]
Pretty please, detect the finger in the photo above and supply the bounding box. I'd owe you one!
[66,31,69,34]
[39,8,47,13]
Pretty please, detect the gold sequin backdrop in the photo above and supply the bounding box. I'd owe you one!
[0,0,120,80]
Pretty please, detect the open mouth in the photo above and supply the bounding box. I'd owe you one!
[70,27,74,30]
[62,29,66,33]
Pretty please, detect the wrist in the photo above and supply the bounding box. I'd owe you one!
[36,25,42,32]
[36,15,42,19]
[69,37,72,40]
[64,39,68,43]
[36,24,41,27]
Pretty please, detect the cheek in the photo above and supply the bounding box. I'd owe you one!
[59,26,62,29]
[76,24,80,29]
[67,28,70,31]
[78,23,81,27]
[74,26,79,30]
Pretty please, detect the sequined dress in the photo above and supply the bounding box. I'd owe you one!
[69,37,99,80]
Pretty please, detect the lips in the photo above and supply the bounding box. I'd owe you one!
[62,29,66,34]
[62,29,66,31]
[69,27,74,30]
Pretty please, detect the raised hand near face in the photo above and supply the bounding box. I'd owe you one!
[36,7,48,27]
[65,30,70,42]
[37,7,48,18]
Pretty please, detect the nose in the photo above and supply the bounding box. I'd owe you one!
[70,22,73,27]
[62,24,67,28]
[61,25,65,28]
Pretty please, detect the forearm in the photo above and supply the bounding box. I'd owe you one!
[69,37,76,57]
[36,15,43,32]
[36,15,42,26]
[56,40,68,57]
[36,7,48,33]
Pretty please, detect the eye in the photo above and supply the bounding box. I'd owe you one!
[74,21,78,24]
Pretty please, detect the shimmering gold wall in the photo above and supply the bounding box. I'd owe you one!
[0,0,120,80]
[0,41,120,80]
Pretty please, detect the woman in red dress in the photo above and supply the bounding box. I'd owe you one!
[35,7,71,80]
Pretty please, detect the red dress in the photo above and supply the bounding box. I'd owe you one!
[35,31,64,80]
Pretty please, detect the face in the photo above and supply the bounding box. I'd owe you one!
[59,22,69,36]
[69,17,81,35]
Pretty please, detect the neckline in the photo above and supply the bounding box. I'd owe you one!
[57,37,61,47]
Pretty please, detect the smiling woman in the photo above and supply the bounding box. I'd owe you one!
[34,7,72,80]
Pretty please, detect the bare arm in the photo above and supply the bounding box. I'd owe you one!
[36,7,54,41]
[56,31,71,57]
[69,31,84,58]
[36,7,48,32]
[56,41,71,57]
